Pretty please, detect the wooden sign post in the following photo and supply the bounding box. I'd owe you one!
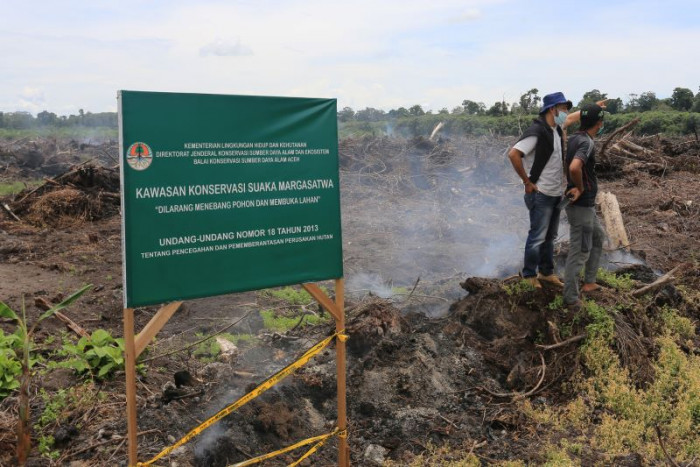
[118,90,346,465]
[123,280,348,466]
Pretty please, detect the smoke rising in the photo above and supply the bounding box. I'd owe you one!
[339,131,641,312]
[340,133,528,292]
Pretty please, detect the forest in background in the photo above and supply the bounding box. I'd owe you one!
[1,87,699,140]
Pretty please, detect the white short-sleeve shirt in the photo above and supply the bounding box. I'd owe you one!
[512,128,565,197]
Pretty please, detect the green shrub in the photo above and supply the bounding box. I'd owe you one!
[502,280,536,297]
[548,295,565,311]
[57,329,127,379]
[0,340,22,397]
[660,306,696,340]
[583,300,615,343]
[0,285,91,463]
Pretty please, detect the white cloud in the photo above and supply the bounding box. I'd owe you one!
[20,87,45,102]
[16,86,46,112]
[199,38,253,57]
[449,8,482,23]
[0,1,698,114]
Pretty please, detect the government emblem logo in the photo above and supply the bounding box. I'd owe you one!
[126,142,153,171]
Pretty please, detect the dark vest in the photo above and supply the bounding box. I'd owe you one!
[515,117,563,184]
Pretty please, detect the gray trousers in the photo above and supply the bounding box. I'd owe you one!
[564,205,605,304]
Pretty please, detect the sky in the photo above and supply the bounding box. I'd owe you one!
[1,0,699,115]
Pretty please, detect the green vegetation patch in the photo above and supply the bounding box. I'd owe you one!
[502,280,537,297]
[521,298,700,464]
[0,179,43,197]
[262,285,328,306]
[0,329,22,397]
[56,329,129,379]
[193,332,258,361]
[34,382,104,460]
[596,268,635,291]
[260,309,330,332]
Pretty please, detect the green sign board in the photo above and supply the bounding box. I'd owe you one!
[118,90,342,307]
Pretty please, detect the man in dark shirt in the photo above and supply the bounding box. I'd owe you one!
[563,104,606,308]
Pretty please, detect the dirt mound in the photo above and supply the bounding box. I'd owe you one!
[168,263,700,466]
[5,164,120,227]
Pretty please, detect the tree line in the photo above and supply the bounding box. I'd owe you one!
[0,109,116,130]
[2,87,699,137]
[338,87,700,122]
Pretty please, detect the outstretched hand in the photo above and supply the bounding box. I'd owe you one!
[596,99,609,109]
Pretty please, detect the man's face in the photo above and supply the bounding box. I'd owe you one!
[552,104,569,116]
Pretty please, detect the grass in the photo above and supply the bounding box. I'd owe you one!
[258,285,332,332]
[262,285,329,306]
[259,309,330,332]
[384,442,481,466]
[34,382,103,460]
[0,179,42,197]
[595,268,635,291]
[192,332,258,361]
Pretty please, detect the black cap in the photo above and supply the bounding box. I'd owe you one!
[580,104,605,129]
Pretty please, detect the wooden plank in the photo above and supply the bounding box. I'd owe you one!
[134,301,182,358]
[334,278,349,467]
[123,308,139,466]
[301,283,341,321]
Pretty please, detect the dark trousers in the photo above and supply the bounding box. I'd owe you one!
[523,191,562,278]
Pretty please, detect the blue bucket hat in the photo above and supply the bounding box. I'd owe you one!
[539,92,573,114]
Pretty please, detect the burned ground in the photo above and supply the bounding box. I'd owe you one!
[0,133,699,466]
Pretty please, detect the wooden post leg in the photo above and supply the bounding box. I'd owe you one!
[124,308,139,466]
[335,279,349,466]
